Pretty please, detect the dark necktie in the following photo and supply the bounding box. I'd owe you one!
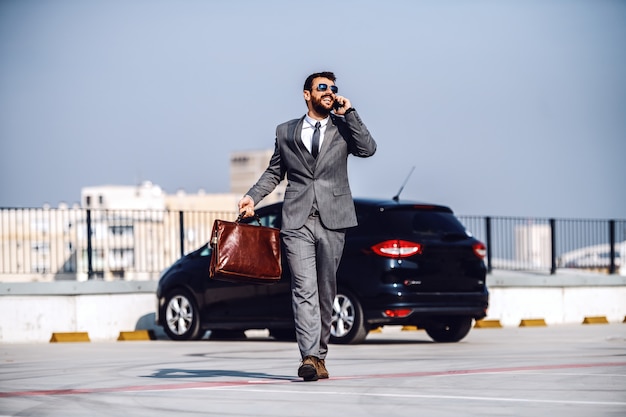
[311,121,321,158]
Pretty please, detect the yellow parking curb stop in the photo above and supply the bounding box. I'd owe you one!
[50,332,91,343]
[117,330,156,341]
[582,316,609,324]
[474,319,502,328]
[401,325,421,331]
[519,319,547,327]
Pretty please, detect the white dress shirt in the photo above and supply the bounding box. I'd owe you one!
[301,115,329,155]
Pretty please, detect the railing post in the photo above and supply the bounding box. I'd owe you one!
[549,218,556,275]
[485,216,493,274]
[609,220,616,275]
[179,211,185,258]
[86,209,94,280]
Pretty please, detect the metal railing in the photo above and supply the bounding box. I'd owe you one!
[458,216,625,275]
[0,207,623,281]
[0,207,237,281]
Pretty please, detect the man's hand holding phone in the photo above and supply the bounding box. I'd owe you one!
[332,95,352,116]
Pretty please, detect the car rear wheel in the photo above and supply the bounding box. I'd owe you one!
[330,290,368,345]
[424,316,473,343]
[162,289,202,341]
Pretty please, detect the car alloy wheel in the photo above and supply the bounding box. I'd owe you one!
[162,289,202,340]
[330,290,367,344]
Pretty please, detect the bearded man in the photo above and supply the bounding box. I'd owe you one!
[238,71,377,381]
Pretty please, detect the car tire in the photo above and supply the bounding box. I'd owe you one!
[162,288,203,341]
[424,316,473,343]
[330,289,368,345]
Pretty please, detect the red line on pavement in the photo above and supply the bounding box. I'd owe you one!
[1,361,624,398]
[0,381,247,398]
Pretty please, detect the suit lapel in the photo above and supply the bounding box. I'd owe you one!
[290,117,314,174]
[315,117,338,165]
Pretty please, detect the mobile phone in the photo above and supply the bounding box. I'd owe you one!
[333,100,343,110]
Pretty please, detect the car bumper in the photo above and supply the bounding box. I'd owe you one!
[362,289,489,325]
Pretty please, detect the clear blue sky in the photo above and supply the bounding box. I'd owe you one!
[1,0,624,219]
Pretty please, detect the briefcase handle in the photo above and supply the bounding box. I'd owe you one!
[211,214,264,248]
[236,212,262,225]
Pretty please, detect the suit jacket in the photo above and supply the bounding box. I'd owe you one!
[246,110,377,231]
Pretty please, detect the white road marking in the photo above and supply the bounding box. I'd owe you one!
[209,387,626,407]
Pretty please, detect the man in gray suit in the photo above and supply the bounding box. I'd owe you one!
[238,71,376,381]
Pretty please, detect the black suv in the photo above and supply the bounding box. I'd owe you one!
[156,198,488,344]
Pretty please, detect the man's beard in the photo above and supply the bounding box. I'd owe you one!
[311,95,332,116]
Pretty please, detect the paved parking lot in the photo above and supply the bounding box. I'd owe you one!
[1,323,625,417]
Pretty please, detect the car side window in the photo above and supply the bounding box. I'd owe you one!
[241,210,281,229]
[260,213,281,229]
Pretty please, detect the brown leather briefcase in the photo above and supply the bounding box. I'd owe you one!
[209,214,281,284]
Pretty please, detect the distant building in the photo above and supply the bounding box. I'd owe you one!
[78,149,286,212]
[82,181,166,211]
[230,149,286,207]
[515,224,552,268]
[0,203,82,282]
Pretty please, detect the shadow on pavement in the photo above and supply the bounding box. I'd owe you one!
[147,368,295,380]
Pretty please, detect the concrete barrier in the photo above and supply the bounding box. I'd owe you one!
[482,270,626,327]
[0,270,625,343]
[0,281,157,343]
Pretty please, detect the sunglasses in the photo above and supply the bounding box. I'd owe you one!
[315,83,338,94]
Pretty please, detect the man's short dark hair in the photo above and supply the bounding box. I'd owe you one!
[304,71,336,91]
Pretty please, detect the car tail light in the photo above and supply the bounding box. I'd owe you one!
[371,240,422,258]
[473,242,487,259]
[383,309,413,318]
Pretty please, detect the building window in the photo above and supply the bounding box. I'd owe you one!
[32,264,50,273]
[108,248,135,270]
[32,242,50,253]
[231,156,250,164]
[110,225,134,237]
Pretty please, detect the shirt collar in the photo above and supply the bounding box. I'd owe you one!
[304,114,330,128]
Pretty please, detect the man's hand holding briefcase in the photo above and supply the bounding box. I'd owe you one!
[208,214,281,285]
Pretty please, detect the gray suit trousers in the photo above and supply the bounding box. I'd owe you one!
[281,213,346,360]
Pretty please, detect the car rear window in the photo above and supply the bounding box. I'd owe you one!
[362,209,468,236]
